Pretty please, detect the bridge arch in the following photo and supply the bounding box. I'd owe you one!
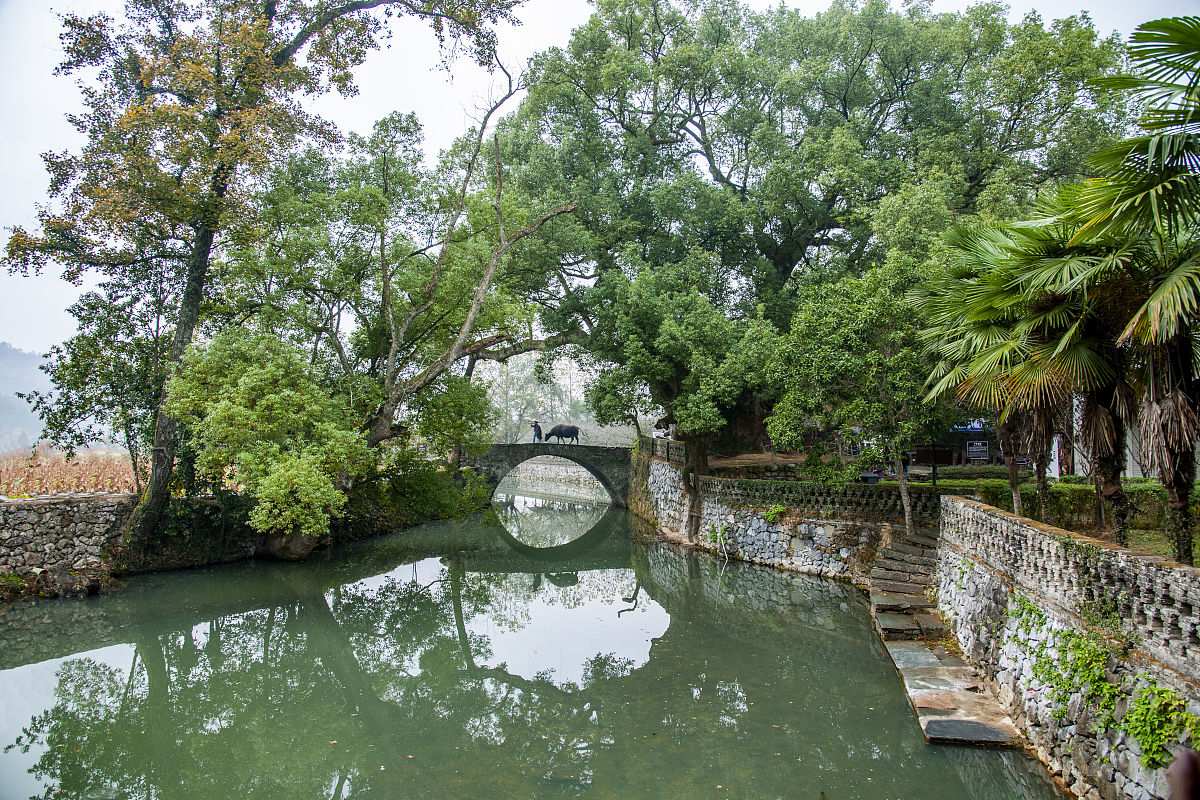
[491,504,628,562]
[468,443,632,508]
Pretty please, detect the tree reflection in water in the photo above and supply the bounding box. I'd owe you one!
[1,498,1062,800]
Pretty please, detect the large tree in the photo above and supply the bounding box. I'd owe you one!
[4,0,523,541]
[494,0,1125,461]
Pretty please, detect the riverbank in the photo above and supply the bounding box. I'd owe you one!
[630,441,1200,800]
[0,465,493,602]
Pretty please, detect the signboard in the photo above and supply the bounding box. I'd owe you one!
[967,440,990,461]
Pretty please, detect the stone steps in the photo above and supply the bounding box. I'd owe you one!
[871,591,935,613]
[873,557,935,577]
[883,540,936,559]
[876,611,922,640]
[870,568,931,586]
[901,531,939,548]
[871,578,929,595]
[863,528,1023,748]
[884,641,1022,748]
[875,552,937,571]
[865,528,1023,747]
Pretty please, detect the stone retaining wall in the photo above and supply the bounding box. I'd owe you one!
[632,454,886,583]
[937,496,1200,800]
[0,493,137,594]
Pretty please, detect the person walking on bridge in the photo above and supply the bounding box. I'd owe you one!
[530,420,543,443]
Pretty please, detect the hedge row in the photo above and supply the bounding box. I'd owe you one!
[925,479,1199,532]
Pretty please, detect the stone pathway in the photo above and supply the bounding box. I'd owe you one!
[869,525,1022,747]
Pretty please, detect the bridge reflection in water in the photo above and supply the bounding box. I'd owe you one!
[0,493,1062,800]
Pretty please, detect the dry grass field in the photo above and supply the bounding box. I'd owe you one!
[0,447,138,497]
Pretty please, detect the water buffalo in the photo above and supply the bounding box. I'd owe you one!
[545,424,581,444]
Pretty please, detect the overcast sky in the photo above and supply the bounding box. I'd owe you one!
[0,0,1192,353]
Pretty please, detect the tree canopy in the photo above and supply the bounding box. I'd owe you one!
[498,0,1126,457]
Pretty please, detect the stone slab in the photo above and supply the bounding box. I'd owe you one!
[885,640,943,669]
[883,639,1023,749]
[870,568,932,585]
[911,689,958,710]
[922,717,1020,746]
[876,612,921,637]
[898,665,982,691]
[884,541,936,558]
[871,579,928,595]
[870,591,933,612]
[914,613,948,637]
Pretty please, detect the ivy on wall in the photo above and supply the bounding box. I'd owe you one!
[1006,593,1199,768]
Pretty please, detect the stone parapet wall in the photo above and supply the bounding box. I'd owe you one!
[635,437,958,521]
[639,437,688,465]
[937,497,1200,800]
[941,497,1200,687]
[635,458,689,534]
[697,475,953,522]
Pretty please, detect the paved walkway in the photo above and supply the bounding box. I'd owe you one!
[869,525,1022,746]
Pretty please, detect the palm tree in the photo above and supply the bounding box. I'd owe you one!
[1067,17,1200,241]
[999,220,1139,545]
[922,16,1200,563]
[915,225,1039,518]
[915,223,1134,538]
[1064,17,1200,563]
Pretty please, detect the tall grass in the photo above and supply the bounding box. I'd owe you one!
[0,446,138,497]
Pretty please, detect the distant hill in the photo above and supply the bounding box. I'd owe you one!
[0,342,49,452]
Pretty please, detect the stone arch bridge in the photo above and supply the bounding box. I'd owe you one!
[469,443,633,507]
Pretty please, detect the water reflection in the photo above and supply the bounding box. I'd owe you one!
[0,492,1062,800]
[493,489,611,548]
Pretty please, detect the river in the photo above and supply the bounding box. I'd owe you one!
[0,483,1063,799]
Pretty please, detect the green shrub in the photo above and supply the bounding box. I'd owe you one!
[923,464,1030,481]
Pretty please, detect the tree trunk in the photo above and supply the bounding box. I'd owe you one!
[1057,430,1075,477]
[124,420,142,495]
[680,436,709,542]
[1093,426,1129,546]
[893,455,914,537]
[710,393,768,455]
[447,357,478,472]
[1166,502,1193,566]
[1083,376,1130,544]
[1150,333,1197,565]
[997,415,1023,516]
[1035,450,1049,523]
[125,221,219,546]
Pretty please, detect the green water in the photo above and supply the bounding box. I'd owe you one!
[0,489,1062,800]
